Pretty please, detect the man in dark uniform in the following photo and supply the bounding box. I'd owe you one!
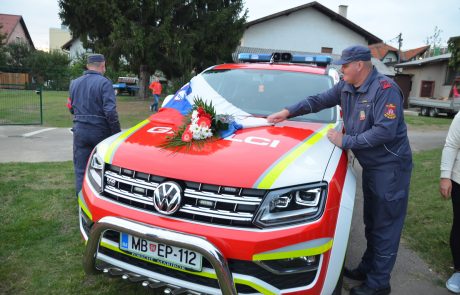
[267,45,412,295]
[69,54,121,197]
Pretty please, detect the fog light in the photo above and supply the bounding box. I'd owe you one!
[255,255,320,275]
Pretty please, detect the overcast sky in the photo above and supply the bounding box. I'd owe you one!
[2,0,459,51]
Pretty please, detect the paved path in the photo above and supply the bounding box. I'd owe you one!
[0,126,73,162]
[0,124,451,294]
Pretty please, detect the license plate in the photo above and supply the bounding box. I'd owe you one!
[119,233,202,271]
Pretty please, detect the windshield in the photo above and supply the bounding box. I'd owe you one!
[201,68,336,123]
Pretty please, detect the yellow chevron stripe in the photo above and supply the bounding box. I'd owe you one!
[256,123,334,189]
[78,191,92,220]
[104,120,150,163]
[253,239,333,261]
[233,277,277,295]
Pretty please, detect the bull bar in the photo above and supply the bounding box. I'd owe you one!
[83,216,238,295]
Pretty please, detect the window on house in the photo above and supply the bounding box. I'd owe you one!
[420,81,435,97]
[321,47,333,54]
[384,57,394,63]
[445,67,459,85]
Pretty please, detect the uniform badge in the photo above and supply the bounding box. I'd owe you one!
[380,80,391,89]
[384,103,397,119]
[359,110,366,121]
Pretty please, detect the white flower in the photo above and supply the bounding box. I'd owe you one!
[191,110,199,119]
[189,123,213,141]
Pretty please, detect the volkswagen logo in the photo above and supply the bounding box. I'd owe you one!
[153,181,182,215]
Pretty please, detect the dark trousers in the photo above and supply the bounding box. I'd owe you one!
[358,166,411,289]
[452,181,460,271]
[73,126,110,196]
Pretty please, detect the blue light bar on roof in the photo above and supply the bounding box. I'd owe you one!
[238,52,332,66]
[238,53,272,62]
[291,55,332,65]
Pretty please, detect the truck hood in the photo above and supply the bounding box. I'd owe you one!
[99,109,336,189]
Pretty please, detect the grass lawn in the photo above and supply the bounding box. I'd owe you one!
[405,113,453,129]
[404,149,454,277]
[42,90,154,128]
[0,89,43,125]
[0,148,454,293]
[0,162,157,295]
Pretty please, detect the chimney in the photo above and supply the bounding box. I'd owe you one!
[338,5,348,18]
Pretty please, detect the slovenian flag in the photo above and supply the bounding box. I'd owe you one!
[162,75,272,138]
[163,82,193,116]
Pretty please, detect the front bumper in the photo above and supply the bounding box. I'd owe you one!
[79,205,328,295]
[83,216,237,294]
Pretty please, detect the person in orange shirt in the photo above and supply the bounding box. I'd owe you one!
[149,77,162,112]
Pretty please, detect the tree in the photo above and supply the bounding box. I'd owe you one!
[4,41,33,67]
[27,50,70,89]
[448,36,460,74]
[58,0,247,98]
[0,24,8,66]
[424,26,443,56]
[0,35,70,89]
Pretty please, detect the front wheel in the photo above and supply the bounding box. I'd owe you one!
[420,107,428,116]
[429,108,439,117]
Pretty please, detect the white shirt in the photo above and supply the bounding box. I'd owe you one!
[441,112,460,184]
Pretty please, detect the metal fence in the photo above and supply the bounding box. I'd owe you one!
[0,85,43,125]
[0,67,43,125]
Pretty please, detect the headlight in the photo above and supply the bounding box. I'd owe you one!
[87,148,104,193]
[253,182,327,228]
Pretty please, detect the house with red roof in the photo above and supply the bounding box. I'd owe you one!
[0,14,34,49]
[369,42,430,68]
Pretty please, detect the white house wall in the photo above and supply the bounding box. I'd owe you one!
[69,39,87,60]
[241,8,368,54]
[403,63,451,98]
[383,52,398,63]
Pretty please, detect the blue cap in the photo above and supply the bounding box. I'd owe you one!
[333,45,371,65]
[87,54,105,64]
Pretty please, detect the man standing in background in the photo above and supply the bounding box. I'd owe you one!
[149,77,162,112]
[69,53,121,197]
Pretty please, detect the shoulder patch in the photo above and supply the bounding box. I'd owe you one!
[384,103,397,119]
[380,80,392,89]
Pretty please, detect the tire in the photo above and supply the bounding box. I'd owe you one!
[429,108,439,117]
[332,265,344,295]
[420,107,428,116]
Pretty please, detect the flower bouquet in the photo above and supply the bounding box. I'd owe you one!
[161,97,234,151]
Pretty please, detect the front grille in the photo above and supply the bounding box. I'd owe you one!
[101,164,265,228]
[101,230,318,292]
